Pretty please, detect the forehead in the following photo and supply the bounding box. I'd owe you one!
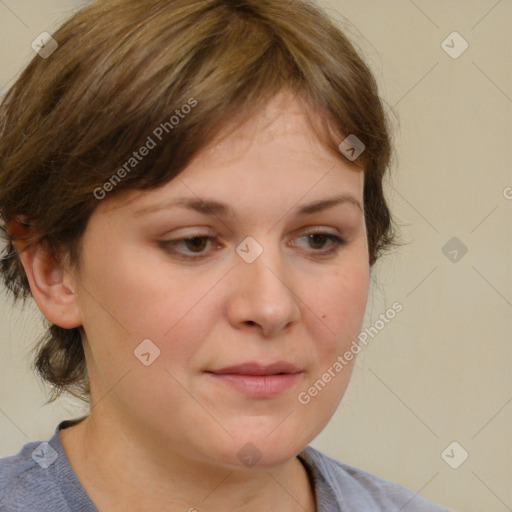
[95,93,364,218]
[202,92,348,162]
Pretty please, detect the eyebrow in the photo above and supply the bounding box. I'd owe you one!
[133,193,363,218]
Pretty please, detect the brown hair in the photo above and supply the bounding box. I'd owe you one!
[0,0,398,403]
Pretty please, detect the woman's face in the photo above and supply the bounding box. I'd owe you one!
[71,94,369,469]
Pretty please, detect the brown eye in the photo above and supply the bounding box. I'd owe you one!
[307,233,330,250]
[159,236,216,260]
[183,237,209,252]
[294,232,346,257]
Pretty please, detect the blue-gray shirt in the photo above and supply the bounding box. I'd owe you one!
[0,420,450,511]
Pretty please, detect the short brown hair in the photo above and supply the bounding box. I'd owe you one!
[0,0,398,403]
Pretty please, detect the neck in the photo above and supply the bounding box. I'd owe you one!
[59,414,316,512]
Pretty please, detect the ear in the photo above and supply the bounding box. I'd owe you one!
[18,242,82,329]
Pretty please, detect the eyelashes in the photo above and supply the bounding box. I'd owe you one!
[158,231,347,261]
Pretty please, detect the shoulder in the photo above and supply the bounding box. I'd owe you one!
[0,437,68,511]
[0,422,88,512]
[0,438,59,509]
[299,446,451,512]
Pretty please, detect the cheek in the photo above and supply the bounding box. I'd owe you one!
[294,256,368,434]
[77,239,222,372]
[313,256,369,358]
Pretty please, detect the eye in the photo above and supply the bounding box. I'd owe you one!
[158,231,347,261]
[158,236,215,259]
[293,232,346,256]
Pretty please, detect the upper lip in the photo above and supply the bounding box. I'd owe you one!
[206,362,302,376]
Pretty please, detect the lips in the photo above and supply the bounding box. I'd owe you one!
[205,362,303,398]
[206,361,302,376]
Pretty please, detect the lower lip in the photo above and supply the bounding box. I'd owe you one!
[206,372,302,398]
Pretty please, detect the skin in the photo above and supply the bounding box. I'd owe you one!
[20,92,369,511]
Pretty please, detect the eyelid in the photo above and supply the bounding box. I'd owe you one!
[157,228,347,261]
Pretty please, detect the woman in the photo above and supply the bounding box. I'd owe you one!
[0,0,450,510]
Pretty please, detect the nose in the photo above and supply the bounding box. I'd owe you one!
[225,242,301,338]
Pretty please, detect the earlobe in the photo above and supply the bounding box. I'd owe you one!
[18,242,82,329]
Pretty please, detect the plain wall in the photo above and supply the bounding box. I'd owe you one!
[0,1,510,511]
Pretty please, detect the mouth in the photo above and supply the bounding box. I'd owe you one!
[207,361,302,376]
[205,361,303,398]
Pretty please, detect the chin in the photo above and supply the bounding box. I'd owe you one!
[213,426,310,470]
[217,445,301,471]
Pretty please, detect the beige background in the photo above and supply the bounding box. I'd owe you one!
[0,1,510,511]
